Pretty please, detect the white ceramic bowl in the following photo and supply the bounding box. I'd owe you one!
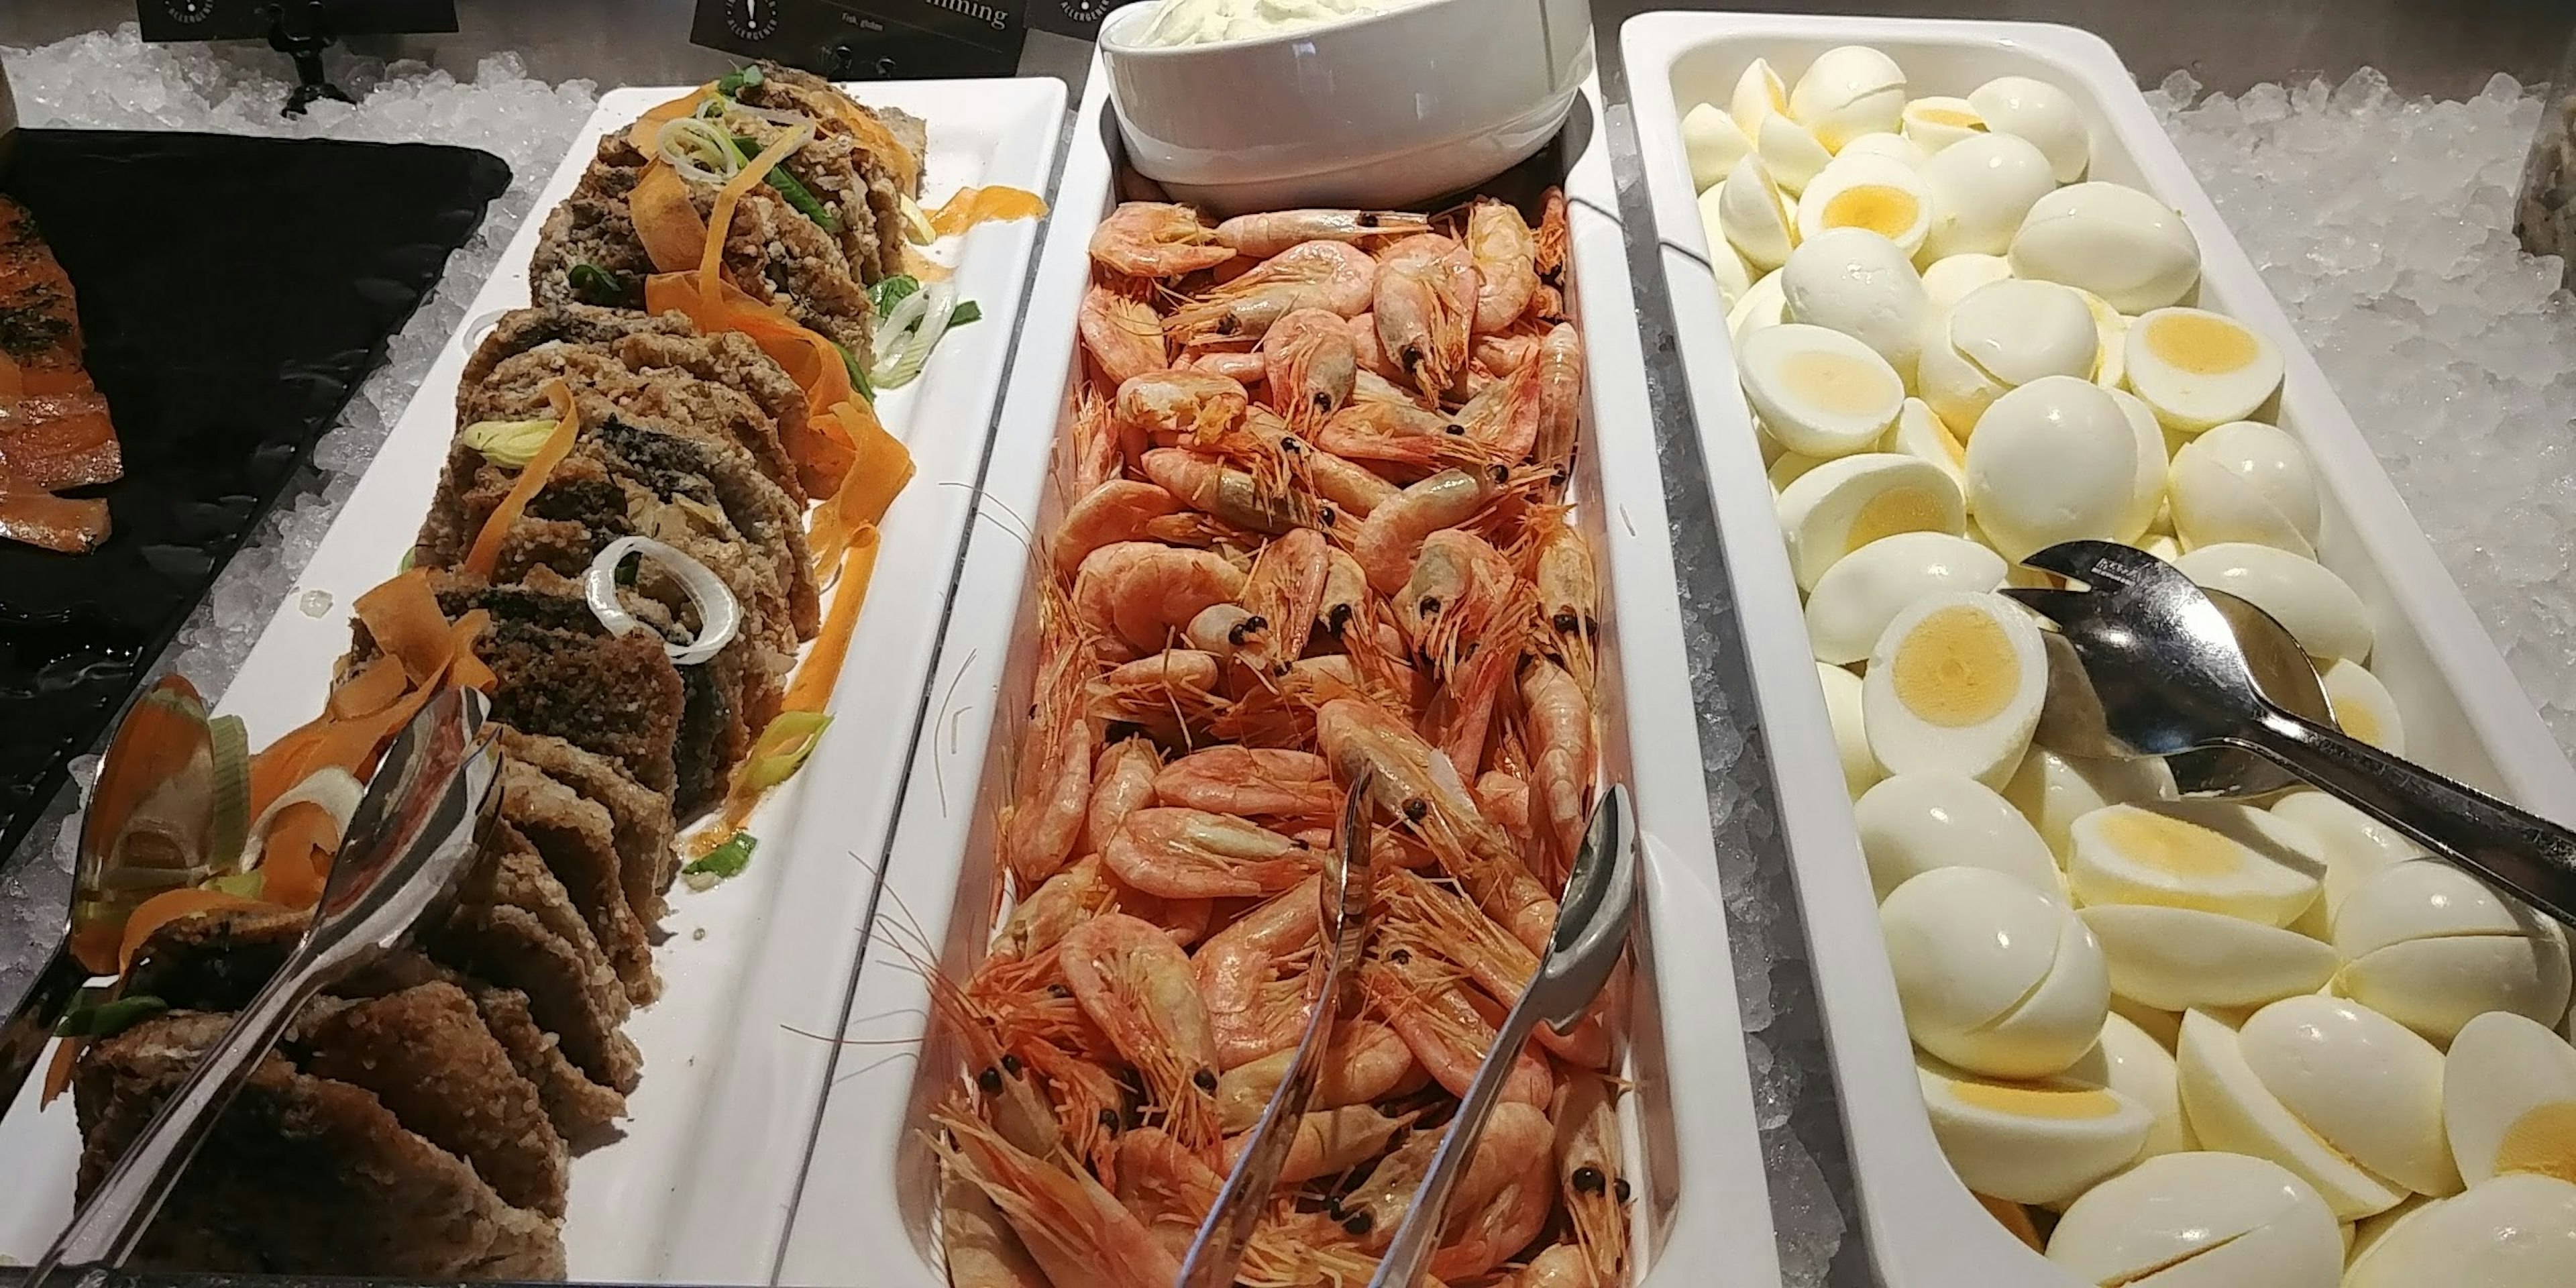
[1099,0,1593,213]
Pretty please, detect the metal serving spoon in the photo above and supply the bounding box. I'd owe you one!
[2006,539,2576,926]
[24,686,503,1283]
[1366,784,1639,1288]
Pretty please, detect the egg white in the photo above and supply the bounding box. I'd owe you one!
[1917,278,2098,433]
[1862,590,2045,786]
[1777,452,1966,590]
[2443,1010,2576,1189]
[2067,800,2324,928]
[2045,1151,2341,1288]
[2241,994,2463,1197]
[1964,375,2139,560]
[1682,100,1755,191]
[1884,865,2108,1078]
[1717,152,1798,272]
[2170,542,2372,663]
[1737,322,1906,458]
[1854,771,2058,900]
[2322,657,2405,755]
[1969,74,2091,182]
[2343,1174,2576,1288]
[2176,1008,2414,1220]
[2080,904,2338,1012]
[2125,307,2286,433]
[1806,530,2004,665]
[1921,130,2059,260]
[2010,181,2202,314]
[1883,396,1969,487]
[1902,95,1988,153]
[1780,226,1932,377]
[1919,1055,2152,1206]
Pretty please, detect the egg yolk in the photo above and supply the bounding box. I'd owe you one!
[1892,606,2021,727]
[1823,184,1921,239]
[2493,1101,2576,1183]
[2146,312,2261,376]
[1915,105,1985,129]
[2095,808,2244,879]
[1949,1079,2125,1120]
[1846,484,1951,554]
[1780,350,1893,416]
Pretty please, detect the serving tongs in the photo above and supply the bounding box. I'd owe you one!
[1176,767,1379,1288]
[1368,784,1640,1288]
[25,686,504,1285]
[2008,539,2576,926]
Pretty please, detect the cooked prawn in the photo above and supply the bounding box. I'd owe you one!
[1215,208,1432,259]
[1055,913,1225,1152]
[1078,284,1168,390]
[1154,747,1340,823]
[1071,541,1250,659]
[1260,307,1357,436]
[932,1110,1181,1288]
[1212,1018,1418,1134]
[1555,1070,1630,1288]
[1165,241,1378,345]
[1192,874,1325,1069]
[1102,807,1318,900]
[1351,466,1503,594]
[1090,202,1233,278]
[1467,198,1540,335]
[1053,480,1184,581]
[1373,234,1477,398]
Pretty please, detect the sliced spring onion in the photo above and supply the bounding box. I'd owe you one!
[739,711,833,792]
[897,193,938,245]
[946,300,982,329]
[714,64,764,98]
[869,280,958,390]
[461,418,563,470]
[201,871,264,900]
[730,135,840,233]
[206,714,249,876]
[584,535,743,665]
[568,262,639,307]
[868,274,921,316]
[682,831,757,890]
[56,994,168,1039]
[235,767,364,874]
[658,115,744,186]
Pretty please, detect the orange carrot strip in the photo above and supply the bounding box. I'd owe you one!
[327,653,411,720]
[783,527,882,715]
[927,185,1048,238]
[697,126,814,305]
[450,609,498,694]
[117,889,269,974]
[630,161,710,275]
[258,802,340,908]
[462,382,580,578]
[625,84,715,155]
[40,1034,80,1104]
[354,570,456,686]
[808,402,914,579]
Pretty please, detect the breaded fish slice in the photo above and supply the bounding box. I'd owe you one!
[498,726,677,930]
[500,758,657,1003]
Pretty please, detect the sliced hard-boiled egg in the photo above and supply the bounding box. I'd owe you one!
[1969,74,2091,182]
[2048,1152,2339,1288]
[2080,904,2338,1012]
[1921,252,2014,311]
[2239,994,2462,1197]
[2342,1173,2576,1288]
[1731,267,1788,343]
[1921,130,2059,260]
[2091,1010,2194,1160]
[2176,1008,2412,1220]
[1778,453,1966,590]
[1884,865,2109,1077]
[1718,154,1798,272]
[2125,307,2285,433]
[2333,859,2573,1044]
[1767,447,1827,493]
[2076,287,2129,389]
[1807,531,2003,664]
[1920,1055,2153,1205]
[1835,131,1931,171]
[2068,800,2324,927]
[2112,994,2185,1051]
[1729,57,1790,137]
[2005,745,2178,859]
[1780,227,1933,376]
[1758,111,1835,196]
[2170,542,2372,663]
[1795,154,1936,258]
[1788,45,1908,151]
[1737,322,1906,458]
[2267,792,2426,922]
[2322,657,2405,755]
[1682,101,1756,191]
[1917,278,2098,433]
[2106,388,2169,543]
[1817,660,1880,798]
[2444,1010,2576,1188]
[1884,397,1969,487]
[1964,375,2140,561]
[2010,182,2202,313]
[1902,95,1987,153]
[1855,771,2058,901]
[2169,423,2318,556]
[1862,591,2046,787]
[1694,185,1755,305]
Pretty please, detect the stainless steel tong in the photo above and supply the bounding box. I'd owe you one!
[25,686,504,1283]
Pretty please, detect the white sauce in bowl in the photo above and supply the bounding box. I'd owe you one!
[1133,0,1436,47]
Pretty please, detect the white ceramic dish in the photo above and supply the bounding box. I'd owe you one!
[1622,12,2576,1285]
[0,77,1066,1285]
[771,61,1780,1288]
[1098,0,1593,213]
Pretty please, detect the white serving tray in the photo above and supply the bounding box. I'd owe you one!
[1621,12,2576,1287]
[0,76,1067,1285]
[771,62,1782,1288]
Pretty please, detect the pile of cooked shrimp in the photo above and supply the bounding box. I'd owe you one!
[925,191,1627,1288]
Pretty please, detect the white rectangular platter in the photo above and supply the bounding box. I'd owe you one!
[1621,11,2576,1287]
[0,76,1067,1285]
[769,63,1785,1288]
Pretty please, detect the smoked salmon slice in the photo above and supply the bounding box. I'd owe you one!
[0,195,119,551]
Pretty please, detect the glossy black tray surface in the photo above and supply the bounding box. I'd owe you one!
[0,127,511,863]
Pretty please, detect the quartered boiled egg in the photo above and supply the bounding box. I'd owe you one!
[2010,182,2202,313]
[1816,660,1880,797]
[2046,1152,2341,1288]
[2241,994,2463,1197]
[2067,800,2324,928]
[1808,531,2005,665]
[1963,376,2140,561]
[2078,288,2129,389]
[2445,1010,2576,1189]
[1737,322,1906,457]
[1862,591,2046,786]
[2090,1010,2194,1160]
[2342,1173,2576,1288]
[1731,267,1789,343]
[1969,74,2091,182]
[1854,771,2058,900]
[2267,792,2426,924]
[1796,154,1937,258]
[1916,278,2098,433]
[2170,543,2372,663]
[2332,859,2574,1045]
[1717,154,1799,272]
[2169,419,2320,555]
[1921,130,2060,260]
[1902,95,1988,153]
[1788,45,1908,151]
[1836,131,1932,171]
[2176,1008,2414,1220]
[1778,453,1966,590]
[2106,388,2169,543]
[1758,111,1835,196]
[1730,57,1790,137]
[1884,865,2110,1077]
[2322,657,2405,755]
[2080,904,2338,1012]
[1920,1055,2153,1205]
[1682,101,1756,191]
[1921,252,2013,310]
[2125,307,2285,433]
[2004,745,2178,859]
[1884,397,1969,487]
[1694,186,1755,305]
[1781,227,1933,376]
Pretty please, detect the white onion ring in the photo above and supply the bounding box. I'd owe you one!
[725,102,817,130]
[235,767,364,871]
[584,536,743,666]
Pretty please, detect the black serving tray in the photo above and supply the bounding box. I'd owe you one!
[0,128,511,863]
